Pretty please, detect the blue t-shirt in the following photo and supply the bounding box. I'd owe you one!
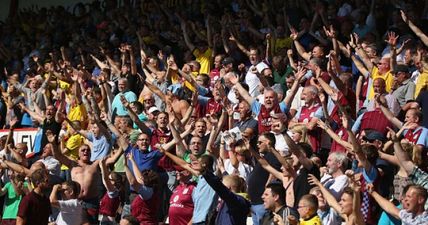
[87,132,111,162]
[191,175,218,223]
[112,91,137,116]
[124,145,163,174]
[251,101,288,116]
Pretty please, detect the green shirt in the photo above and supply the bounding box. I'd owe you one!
[3,181,28,219]
[273,66,293,93]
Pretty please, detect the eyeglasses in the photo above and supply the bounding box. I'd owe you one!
[190,142,201,145]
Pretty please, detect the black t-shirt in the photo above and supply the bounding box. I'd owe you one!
[416,90,428,128]
[247,152,281,205]
[41,118,62,149]
[292,164,320,208]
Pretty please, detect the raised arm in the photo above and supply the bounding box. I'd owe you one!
[181,21,195,52]
[120,95,151,134]
[18,102,44,124]
[290,28,311,61]
[229,33,251,57]
[160,149,199,176]
[49,184,62,208]
[283,132,313,170]
[283,67,306,108]
[169,122,186,158]
[387,127,415,175]
[229,75,254,106]
[349,33,374,72]
[308,174,346,219]
[377,96,403,129]
[144,80,167,102]
[317,120,353,151]
[350,55,369,78]
[124,155,140,191]
[51,133,77,169]
[401,10,428,47]
[368,184,400,219]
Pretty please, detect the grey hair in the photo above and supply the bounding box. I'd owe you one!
[305,85,319,96]
[330,152,349,171]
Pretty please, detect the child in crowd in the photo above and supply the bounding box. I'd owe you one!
[49,180,83,225]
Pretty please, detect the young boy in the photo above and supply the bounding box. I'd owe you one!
[50,180,83,225]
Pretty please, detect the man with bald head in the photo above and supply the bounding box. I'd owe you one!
[366,78,400,115]
[229,69,304,134]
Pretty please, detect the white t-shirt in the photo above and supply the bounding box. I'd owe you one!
[56,199,83,225]
[224,158,253,181]
[320,174,349,200]
[245,64,262,98]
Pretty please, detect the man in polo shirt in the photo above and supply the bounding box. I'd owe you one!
[392,65,416,108]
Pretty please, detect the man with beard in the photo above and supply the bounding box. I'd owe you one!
[319,152,349,200]
[229,68,305,133]
[17,168,51,225]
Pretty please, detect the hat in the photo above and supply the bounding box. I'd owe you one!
[364,130,387,142]
[222,57,234,66]
[256,62,269,73]
[271,84,284,95]
[394,64,409,74]
[148,107,160,114]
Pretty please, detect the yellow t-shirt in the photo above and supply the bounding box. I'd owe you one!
[193,48,213,75]
[61,133,84,170]
[369,66,394,100]
[300,215,322,225]
[415,71,428,98]
[68,103,88,129]
[275,37,293,52]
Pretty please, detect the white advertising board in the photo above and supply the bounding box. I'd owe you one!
[0,128,39,153]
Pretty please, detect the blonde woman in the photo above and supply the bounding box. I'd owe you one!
[289,124,310,145]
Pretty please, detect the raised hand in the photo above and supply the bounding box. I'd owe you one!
[294,67,307,81]
[386,127,398,142]
[10,117,19,128]
[120,95,129,108]
[290,27,298,40]
[287,49,293,57]
[46,131,57,144]
[400,10,408,23]
[307,174,321,186]
[385,31,399,47]
[228,73,239,85]
[323,25,336,39]
[317,119,329,130]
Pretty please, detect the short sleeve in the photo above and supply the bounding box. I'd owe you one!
[251,101,262,116]
[279,102,288,113]
[107,190,119,198]
[362,165,378,184]
[138,186,154,200]
[86,132,95,142]
[59,199,80,210]
[17,195,30,218]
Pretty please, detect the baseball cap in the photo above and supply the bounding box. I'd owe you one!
[363,130,387,142]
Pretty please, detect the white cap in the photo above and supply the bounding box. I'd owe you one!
[148,106,160,114]
[256,62,269,74]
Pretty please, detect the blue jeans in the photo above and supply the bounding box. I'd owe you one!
[251,204,266,225]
